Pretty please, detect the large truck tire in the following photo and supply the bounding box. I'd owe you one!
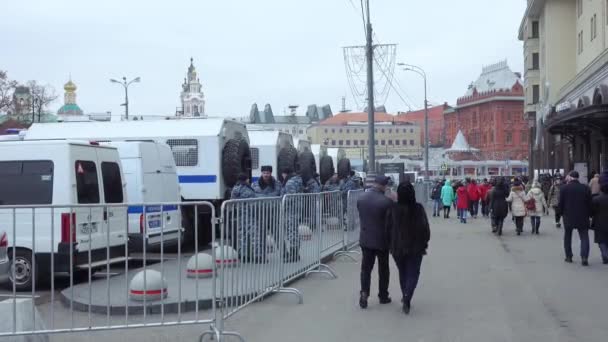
[222,138,252,188]
[320,155,335,185]
[298,151,316,182]
[337,158,352,179]
[277,145,298,183]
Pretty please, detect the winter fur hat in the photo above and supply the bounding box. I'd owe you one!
[261,165,272,173]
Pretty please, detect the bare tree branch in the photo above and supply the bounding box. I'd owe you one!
[26,80,58,120]
[0,70,17,112]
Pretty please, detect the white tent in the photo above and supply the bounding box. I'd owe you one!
[446,130,479,153]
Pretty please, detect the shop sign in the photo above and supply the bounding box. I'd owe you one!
[556,101,572,113]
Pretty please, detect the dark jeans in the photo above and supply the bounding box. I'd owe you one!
[360,247,390,298]
[458,208,467,223]
[469,200,479,217]
[514,216,524,232]
[481,200,489,217]
[530,216,541,231]
[564,227,590,260]
[433,198,442,216]
[599,243,608,261]
[553,206,561,224]
[393,254,424,302]
[492,215,506,234]
[443,206,451,218]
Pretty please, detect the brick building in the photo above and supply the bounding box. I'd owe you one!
[396,103,451,147]
[445,61,528,161]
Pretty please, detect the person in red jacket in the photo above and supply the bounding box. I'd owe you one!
[467,179,481,219]
[457,182,470,223]
[479,179,492,218]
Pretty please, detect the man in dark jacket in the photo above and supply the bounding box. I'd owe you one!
[558,171,592,266]
[357,175,393,309]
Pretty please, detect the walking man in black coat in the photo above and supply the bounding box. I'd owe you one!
[558,171,592,266]
[357,175,393,308]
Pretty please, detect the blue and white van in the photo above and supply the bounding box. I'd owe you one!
[102,142,182,252]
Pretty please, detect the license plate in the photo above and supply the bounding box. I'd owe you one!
[80,224,98,234]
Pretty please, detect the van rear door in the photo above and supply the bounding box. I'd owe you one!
[96,147,128,248]
[73,158,106,251]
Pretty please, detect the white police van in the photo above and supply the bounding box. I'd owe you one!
[101,141,182,252]
[25,119,252,245]
[0,140,128,290]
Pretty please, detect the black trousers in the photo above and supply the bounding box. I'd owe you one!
[360,247,390,299]
[393,254,423,302]
[443,206,451,218]
[514,216,524,232]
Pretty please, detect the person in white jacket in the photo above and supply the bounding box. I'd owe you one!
[506,180,530,235]
[527,181,548,235]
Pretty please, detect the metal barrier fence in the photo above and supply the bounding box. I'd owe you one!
[0,191,362,341]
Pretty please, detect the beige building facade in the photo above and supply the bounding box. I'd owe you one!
[520,0,608,175]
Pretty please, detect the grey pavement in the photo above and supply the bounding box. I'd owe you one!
[4,211,608,342]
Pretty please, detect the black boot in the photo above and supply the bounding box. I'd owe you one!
[359,292,369,309]
[402,297,411,315]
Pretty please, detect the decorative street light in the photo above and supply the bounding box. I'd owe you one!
[110,76,140,120]
[398,63,429,181]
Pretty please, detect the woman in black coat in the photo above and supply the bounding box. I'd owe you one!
[387,181,431,315]
[591,180,608,264]
[489,177,509,236]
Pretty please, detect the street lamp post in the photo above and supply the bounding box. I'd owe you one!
[398,63,429,181]
[110,76,141,120]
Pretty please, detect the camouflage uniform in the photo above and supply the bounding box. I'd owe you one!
[252,177,282,197]
[230,183,261,259]
[339,176,361,225]
[281,175,304,250]
[323,179,341,192]
[304,178,321,193]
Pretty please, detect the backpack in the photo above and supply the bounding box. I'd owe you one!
[431,186,441,200]
[525,198,536,211]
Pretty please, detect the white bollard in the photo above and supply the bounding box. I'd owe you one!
[214,245,239,266]
[298,224,313,241]
[129,269,168,301]
[186,253,214,278]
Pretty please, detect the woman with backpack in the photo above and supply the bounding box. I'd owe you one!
[506,180,530,235]
[527,180,548,235]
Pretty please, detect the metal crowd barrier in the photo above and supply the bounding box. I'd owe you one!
[335,189,364,260]
[0,201,235,340]
[0,191,362,341]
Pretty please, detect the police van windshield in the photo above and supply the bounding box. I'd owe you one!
[0,160,53,205]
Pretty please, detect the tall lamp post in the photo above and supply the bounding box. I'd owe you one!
[110,76,140,120]
[398,63,429,181]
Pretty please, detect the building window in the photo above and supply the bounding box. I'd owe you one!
[346,140,351,146]
[388,129,392,133]
[381,129,385,133]
[339,140,343,145]
[331,140,336,146]
[375,140,378,145]
[532,85,540,104]
[507,112,512,121]
[593,14,598,40]
[354,140,358,146]
[531,21,539,38]
[410,140,415,146]
[532,53,539,70]
[506,132,512,144]
[381,140,386,145]
[299,130,303,134]
[324,128,328,133]
[339,128,343,133]
[410,129,414,133]
[352,128,357,133]
[332,128,335,133]
[360,140,365,145]
[402,139,407,145]
[395,140,400,145]
[346,129,350,133]
[388,139,393,145]
[522,130,528,144]
[578,30,584,54]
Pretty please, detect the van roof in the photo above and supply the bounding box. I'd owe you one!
[0,139,115,149]
[25,118,230,140]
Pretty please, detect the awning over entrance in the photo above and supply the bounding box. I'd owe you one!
[546,104,608,137]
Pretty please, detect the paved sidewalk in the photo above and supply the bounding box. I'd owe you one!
[28,213,608,342]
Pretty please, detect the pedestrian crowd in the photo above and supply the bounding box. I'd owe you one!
[428,171,608,266]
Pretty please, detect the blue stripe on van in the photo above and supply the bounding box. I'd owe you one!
[178,175,217,184]
[252,177,260,182]
[127,205,179,214]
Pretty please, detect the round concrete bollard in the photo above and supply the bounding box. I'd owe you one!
[326,217,341,229]
[214,245,239,266]
[129,269,168,301]
[298,224,313,241]
[186,253,214,278]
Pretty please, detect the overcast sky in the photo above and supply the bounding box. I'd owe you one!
[1,0,526,118]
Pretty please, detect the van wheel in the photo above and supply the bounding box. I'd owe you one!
[222,138,252,188]
[9,249,37,292]
[337,158,352,179]
[298,151,316,182]
[278,146,298,183]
